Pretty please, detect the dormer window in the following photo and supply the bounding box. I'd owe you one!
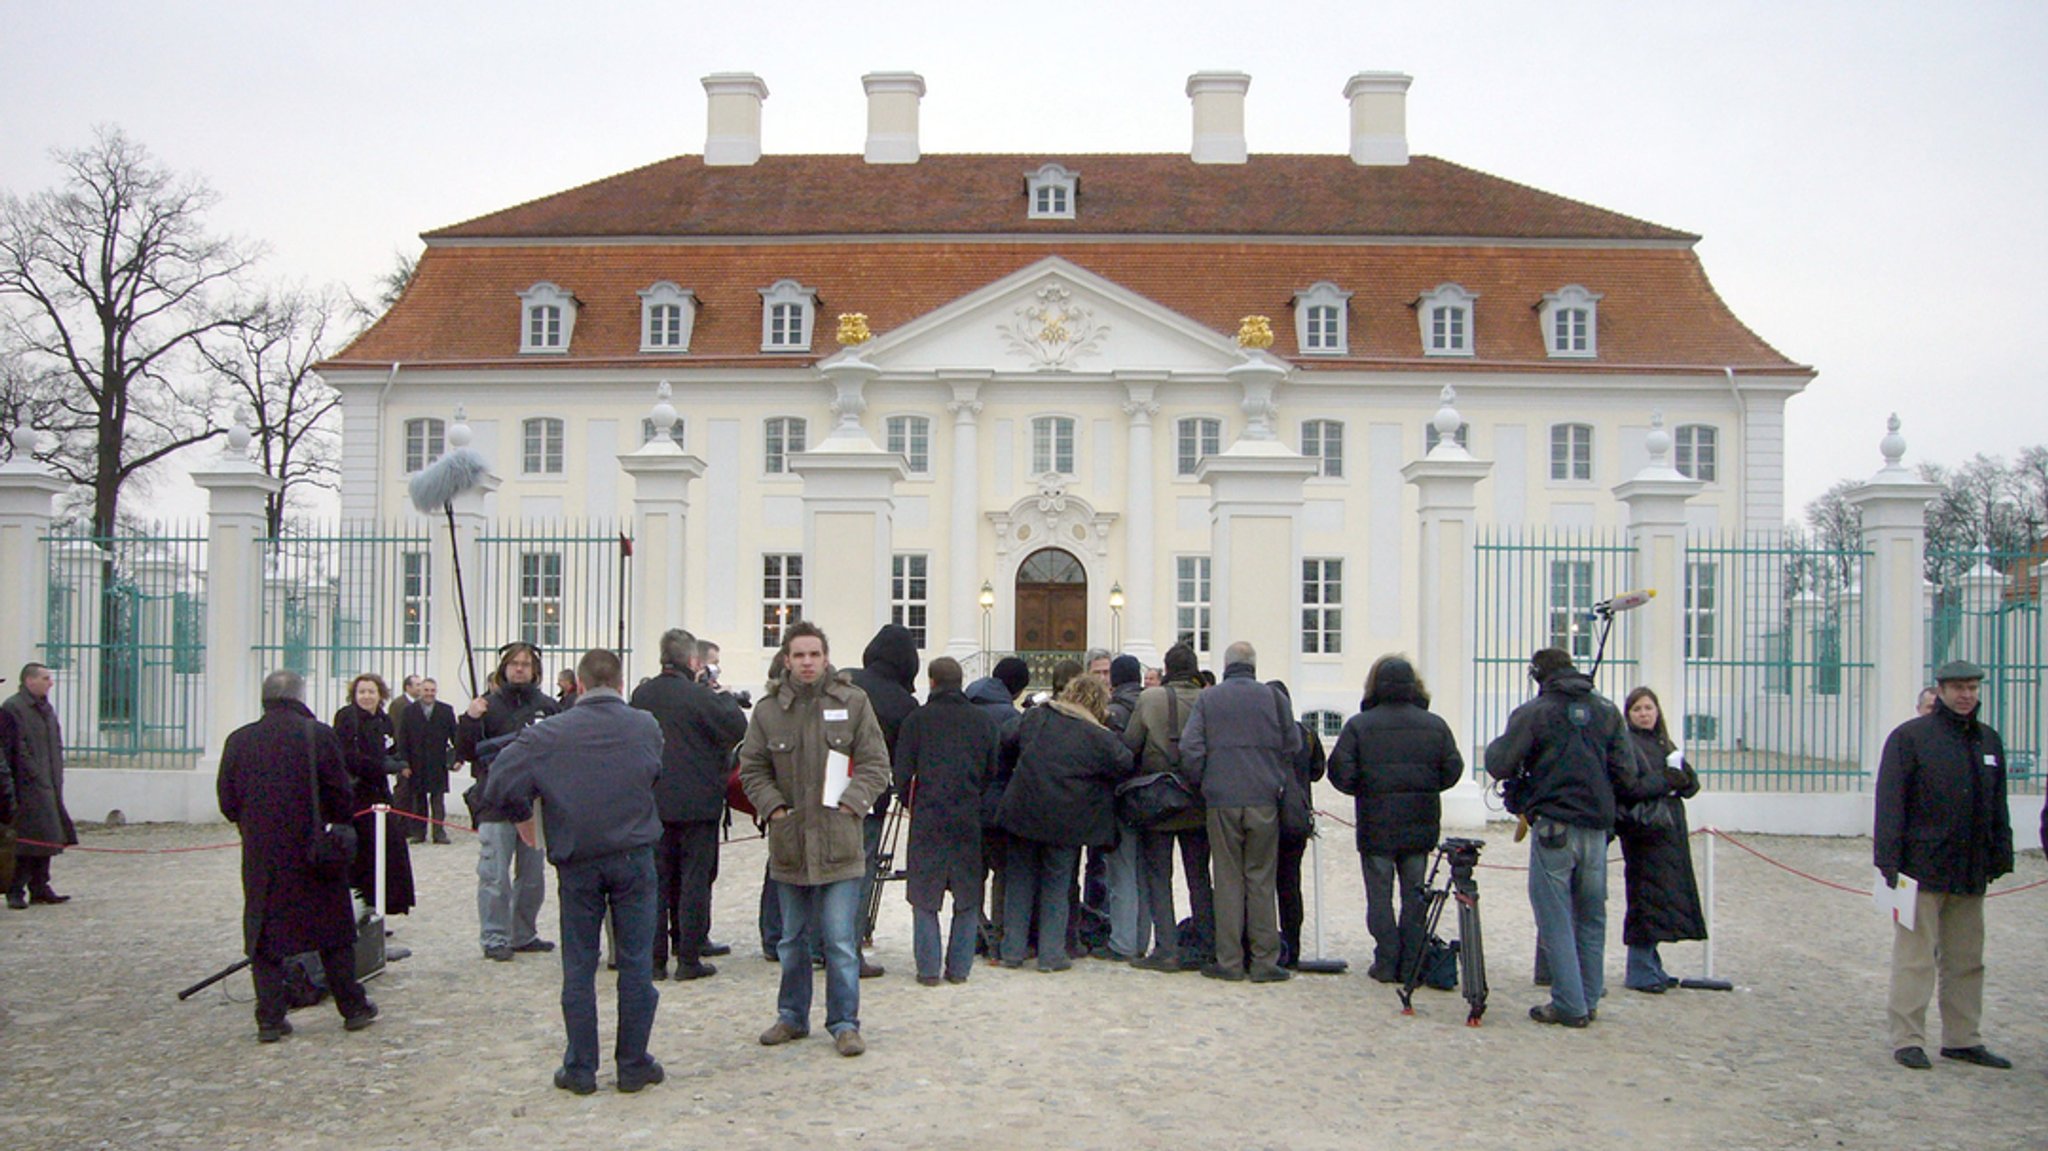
[759,279,818,352]
[519,282,576,354]
[1539,284,1602,359]
[639,281,697,352]
[1025,163,1078,220]
[1293,281,1353,355]
[1416,283,1477,357]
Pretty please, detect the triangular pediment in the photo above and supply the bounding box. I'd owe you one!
[826,256,1250,377]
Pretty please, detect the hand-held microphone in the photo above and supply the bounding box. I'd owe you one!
[1584,588,1655,620]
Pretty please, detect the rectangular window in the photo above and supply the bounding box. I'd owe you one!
[1177,418,1221,476]
[1032,416,1075,476]
[647,303,683,348]
[401,551,430,646]
[1175,556,1212,654]
[1424,421,1469,454]
[891,554,929,648]
[1302,558,1343,655]
[886,415,931,475]
[1553,308,1588,353]
[765,417,807,474]
[1304,305,1340,351]
[1302,420,1344,478]
[1430,305,1467,352]
[762,554,803,646]
[767,302,805,348]
[522,418,564,475]
[518,552,563,647]
[1550,423,1592,482]
[1686,561,1717,660]
[404,418,445,474]
[1676,425,1719,483]
[527,304,561,349]
[1547,560,1594,658]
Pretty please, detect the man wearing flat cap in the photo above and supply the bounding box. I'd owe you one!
[1874,659,2014,1071]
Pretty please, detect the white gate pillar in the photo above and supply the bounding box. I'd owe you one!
[1845,415,1942,776]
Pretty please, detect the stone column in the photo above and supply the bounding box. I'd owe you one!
[0,427,65,673]
[790,357,906,641]
[1119,376,1160,665]
[1612,414,1704,726]
[1198,352,1317,680]
[617,383,706,677]
[1845,415,1942,776]
[1402,389,1493,825]
[942,377,986,665]
[191,420,284,767]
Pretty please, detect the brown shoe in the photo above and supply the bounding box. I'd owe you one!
[759,1020,810,1046]
[833,1028,866,1057]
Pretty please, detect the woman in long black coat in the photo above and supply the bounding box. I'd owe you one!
[332,673,417,917]
[893,661,1002,984]
[1616,686,1705,992]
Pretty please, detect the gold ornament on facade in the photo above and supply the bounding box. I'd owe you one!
[836,313,873,345]
[1237,315,1275,349]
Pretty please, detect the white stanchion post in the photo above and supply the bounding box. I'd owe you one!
[1701,827,1717,981]
[374,804,389,919]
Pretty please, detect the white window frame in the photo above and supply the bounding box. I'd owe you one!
[401,550,430,647]
[518,281,576,354]
[1175,555,1212,655]
[638,281,698,352]
[1675,424,1719,483]
[891,553,929,648]
[1302,558,1343,655]
[403,417,445,474]
[885,414,931,476]
[758,279,818,352]
[1031,415,1076,477]
[1686,560,1718,660]
[1547,559,1594,659]
[1550,422,1593,483]
[522,417,565,476]
[1025,163,1077,220]
[1293,281,1353,355]
[640,417,687,448]
[1303,709,1345,743]
[1176,416,1222,477]
[1424,420,1470,454]
[1416,283,1477,357]
[762,553,803,647]
[518,551,564,647]
[1538,284,1602,359]
[1301,419,1344,478]
[764,416,807,476]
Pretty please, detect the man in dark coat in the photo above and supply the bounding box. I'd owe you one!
[4,662,75,908]
[630,627,748,981]
[849,622,921,978]
[455,641,561,961]
[1874,659,2014,1071]
[1123,643,1214,972]
[217,669,377,1042]
[388,675,424,842]
[961,655,1028,957]
[893,657,999,984]
[399,678,458,844]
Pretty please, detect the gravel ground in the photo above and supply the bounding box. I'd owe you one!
[3,803,2045,1151]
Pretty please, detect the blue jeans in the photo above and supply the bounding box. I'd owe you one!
[1525,818,1609,1020]
[557,846,660,1080]
[1626,943,1671,989]
[477,820,547,951]
[1002,839,1080,969]
[913,902,980,981]
[776,878,862,1036]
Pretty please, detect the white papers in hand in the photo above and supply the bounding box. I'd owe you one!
[821,750,852,809]
[1872,869,1917,930]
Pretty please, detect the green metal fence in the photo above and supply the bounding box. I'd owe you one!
[1926,548,2044,796]
[254,522,434,723]
[1683,534,1869,791]
[475,520,633,683]
[40,526,208,769]
[1471,526,1638,772]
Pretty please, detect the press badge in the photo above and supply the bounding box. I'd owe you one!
[824,708,849,721]
[1986,755,1998,766]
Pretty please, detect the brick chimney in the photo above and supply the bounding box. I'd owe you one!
[1186,71,1251,165]
[1344,72,1412,166]
[702,73,768,166]
[862,71,925,164]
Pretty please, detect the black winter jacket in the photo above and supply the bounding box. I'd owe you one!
[1874,701,2012,894]
[894,688,1000,908]
[850,624,921,814]
[1483,671,1633,830]
[996,702,1134,848]
[453,680,560,822]
[1183,664,1300,809]
[1328,697,1464,857]
[1616,726,1705,946]
[630,669,750,824]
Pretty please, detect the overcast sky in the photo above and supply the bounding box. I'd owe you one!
[4,1,2044,521]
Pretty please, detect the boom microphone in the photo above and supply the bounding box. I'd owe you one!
[1585,588,1655,620]
[407,446,490,513]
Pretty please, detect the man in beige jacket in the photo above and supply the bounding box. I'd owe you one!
[738,621,891,1056]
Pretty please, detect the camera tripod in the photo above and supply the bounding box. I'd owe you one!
[1398,837,1489,1026]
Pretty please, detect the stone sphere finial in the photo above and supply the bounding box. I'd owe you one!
[10,424,37,456]
[1431,385,1462,439]
[1880,412,1906,467]
[1645,410,1672,463]
[649,380,678,435]
[449,405,472,449]
[227,409,253,454]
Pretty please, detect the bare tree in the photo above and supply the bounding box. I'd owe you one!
[0,127,258,537]
[199,285,347,537]
[348,249,417,326]
[1803,478,1863,593]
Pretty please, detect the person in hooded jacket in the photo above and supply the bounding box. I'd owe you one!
[994,674,1132,971]
[1614,686,1704,994]
[1123,643,1215,972]
[1268,680,1325,970]
[849,623,921,978]
[963,655,1030,951]
[455,641,561,961]
[1327,656,1464,982]
[894,657,1000,984]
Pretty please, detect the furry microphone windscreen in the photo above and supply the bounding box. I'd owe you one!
[406,447,490,513]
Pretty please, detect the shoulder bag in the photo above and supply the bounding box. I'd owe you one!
[1116,688,1199,830]
[1276,689,1315,840]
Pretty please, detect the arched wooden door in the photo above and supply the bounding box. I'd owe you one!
[1014,548,1087,653]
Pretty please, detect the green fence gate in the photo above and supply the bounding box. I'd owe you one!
[1927,548,2045,796]
[474,519,633,683]
[254,522,435,723]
